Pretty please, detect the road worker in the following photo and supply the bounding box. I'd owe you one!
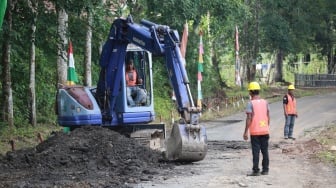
[283,84,298,139]
[243,82,270,176]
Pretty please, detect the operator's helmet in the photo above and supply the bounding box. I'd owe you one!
[248,82,261,91]
[288,84,295,90]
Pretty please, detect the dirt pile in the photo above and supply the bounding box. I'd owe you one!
[0,126,174,187]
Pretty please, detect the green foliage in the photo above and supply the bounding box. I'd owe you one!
[151,58,175,122]
[221,65,236,87]
[0,0,334,132]
[145,0,199,28]
[153,96,176,125]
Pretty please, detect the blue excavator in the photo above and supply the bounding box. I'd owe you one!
[56,16,207,162]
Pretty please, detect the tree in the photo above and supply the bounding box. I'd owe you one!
[1,0,15,127]
[258,0,325,82]
[84,7,92,86]
[311,0,336,73]
[241,0,261,82]
[0,0,333,129]
[56,6,68,85]
[28,0,38,126]
[55,0,122,86]
[259,0,293,82]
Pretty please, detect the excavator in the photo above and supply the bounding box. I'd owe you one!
[56,15,207,162]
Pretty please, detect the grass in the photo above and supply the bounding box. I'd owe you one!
[0,124,61,155]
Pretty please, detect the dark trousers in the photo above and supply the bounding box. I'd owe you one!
[250,134,269,172]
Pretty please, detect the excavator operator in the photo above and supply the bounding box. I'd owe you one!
[125,60,147,106]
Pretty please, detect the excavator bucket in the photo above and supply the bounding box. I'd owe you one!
[165,123,207,162]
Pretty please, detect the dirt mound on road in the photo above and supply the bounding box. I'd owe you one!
[0,126,174,187]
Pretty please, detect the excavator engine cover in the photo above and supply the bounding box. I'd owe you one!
[166,123,207,162]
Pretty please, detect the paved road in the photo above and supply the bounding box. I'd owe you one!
[207,92,336,141]
[137,92,336,188]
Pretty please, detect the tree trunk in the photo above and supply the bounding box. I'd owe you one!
[57,8,68,85]
[28,0,38,126]
[243,0,258,83]
[249,60,256,81]
[327,46,335,74]
[240,56,246,86]
[1,0,14,127]
[84,8,92,87]
[251,0,259,81]
[212,52,228,89]
[274,50,284,82]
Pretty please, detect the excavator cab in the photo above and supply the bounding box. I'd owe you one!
[114,44,155,122]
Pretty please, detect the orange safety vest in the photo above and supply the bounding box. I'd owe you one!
[125,71,137,86]
[285,94,296,115]
[250,99,270,135]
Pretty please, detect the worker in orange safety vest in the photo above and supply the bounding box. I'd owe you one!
[243,82,270,176]
[125,59,147,106]
[283,84,298,140]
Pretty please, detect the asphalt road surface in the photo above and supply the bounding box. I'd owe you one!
[137,92,336,188]
[207,92,336,142]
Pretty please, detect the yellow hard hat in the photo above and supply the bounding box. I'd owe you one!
[248,82,261,91]
[288,84,295,90]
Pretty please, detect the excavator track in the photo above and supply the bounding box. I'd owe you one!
[130,128,165,151]
[110,123,166,151]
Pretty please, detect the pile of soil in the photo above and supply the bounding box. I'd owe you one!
[0,126,175,187]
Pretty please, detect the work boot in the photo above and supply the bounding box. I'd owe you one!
[288,137,296,140]
[247,171,260,176]
[261,171,269,175]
